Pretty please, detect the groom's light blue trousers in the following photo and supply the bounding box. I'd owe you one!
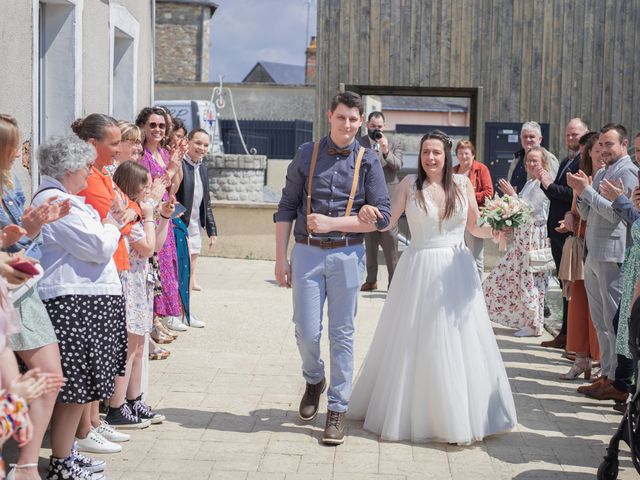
[290,242,365,412]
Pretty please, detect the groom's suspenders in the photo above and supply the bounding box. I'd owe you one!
[305,142,366,237]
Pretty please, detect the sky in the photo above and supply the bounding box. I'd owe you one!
[209,0,317,83]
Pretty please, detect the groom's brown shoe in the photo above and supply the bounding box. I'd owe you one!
[299,377,326,421]
[322,410,345,445]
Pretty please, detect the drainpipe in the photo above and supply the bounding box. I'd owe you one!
[150,0,156,104]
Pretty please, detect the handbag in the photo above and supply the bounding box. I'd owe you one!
[529,247,555,273]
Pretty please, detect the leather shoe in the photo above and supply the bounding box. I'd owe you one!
[577,376,609,395]
[585,383,629,403]
[322,410,346,445]
[298,378,326,421]
[360,282,377,292]
[613,403,627,414]
[540,334,566,349]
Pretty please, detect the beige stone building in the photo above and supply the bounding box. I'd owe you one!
[0,0,154,192]
[155,0,217,82]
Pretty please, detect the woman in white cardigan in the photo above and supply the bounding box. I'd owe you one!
[33,135,125,480]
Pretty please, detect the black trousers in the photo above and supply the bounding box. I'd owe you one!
[550,234,568,335]
[612,305,634,392]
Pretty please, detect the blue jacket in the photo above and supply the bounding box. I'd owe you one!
[0,176,42,259]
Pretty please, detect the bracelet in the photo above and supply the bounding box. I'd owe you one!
[160,213,171,220]
[144,219,155,224]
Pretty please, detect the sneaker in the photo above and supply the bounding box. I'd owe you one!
[71,442,106,473]
[104,403,151,429]
[74,429,122,454]
[188,314,205,328]
[46,455,93,480]
[94,420,130,442]
[128,394,166,424]
[163,316,188,332]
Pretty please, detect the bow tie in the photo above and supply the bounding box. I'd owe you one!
[328,146,351,157]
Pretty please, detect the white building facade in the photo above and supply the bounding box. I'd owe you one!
[0,0,155,191]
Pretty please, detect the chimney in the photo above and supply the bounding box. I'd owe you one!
[305,36,317,85]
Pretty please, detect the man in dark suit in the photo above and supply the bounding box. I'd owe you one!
[360,111,403,291]
[537,118,589,348]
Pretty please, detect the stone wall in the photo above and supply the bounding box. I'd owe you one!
[155,2,211,82]
[206,154,267,202]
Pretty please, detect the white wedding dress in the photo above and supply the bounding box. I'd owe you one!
[349,174,517,444]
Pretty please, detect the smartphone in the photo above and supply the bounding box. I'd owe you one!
[171,202,187,219]
[11,260,40,276]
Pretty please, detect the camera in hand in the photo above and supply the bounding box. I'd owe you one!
[368,128,383,141]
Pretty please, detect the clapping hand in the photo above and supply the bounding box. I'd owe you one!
[139,200,155,220]
[632,186,640,210]
[150,175,170,203]
[535,167,554,188]
[566,170,591,195]
[358,205,382,224]
[10,368,65,402]
[556,211,576,234]
[1,224,26,248]
[159,195,176,219]
[497,179,516,197]
[166,139,188,179]
[599,178,625,202]
[20,197,71,239]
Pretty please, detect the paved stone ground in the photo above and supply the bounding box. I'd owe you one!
[7,257,639,479]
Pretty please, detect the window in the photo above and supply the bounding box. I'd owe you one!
[109,4,139,121]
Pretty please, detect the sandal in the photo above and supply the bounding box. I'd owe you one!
[149,344,170,361]
[6,463,39,480]
[151,326,173,344]
[153,317,178,340]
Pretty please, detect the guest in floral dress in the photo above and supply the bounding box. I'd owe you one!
[135,107,186,332]
[108,160,174,426]
[483,146,552,337]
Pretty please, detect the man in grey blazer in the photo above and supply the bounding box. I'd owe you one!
[360,111,403,291]
[572,124,638,391]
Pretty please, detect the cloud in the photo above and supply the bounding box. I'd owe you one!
[209,0,317,82]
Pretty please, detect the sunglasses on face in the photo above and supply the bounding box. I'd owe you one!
[148,122,166,130]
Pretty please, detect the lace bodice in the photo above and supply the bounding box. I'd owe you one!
[405,174,469,249]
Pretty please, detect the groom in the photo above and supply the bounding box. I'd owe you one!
[274,91,391,444]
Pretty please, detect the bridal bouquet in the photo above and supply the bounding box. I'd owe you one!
[478,194,532,250]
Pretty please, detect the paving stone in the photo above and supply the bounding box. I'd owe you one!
[19,257,633,480]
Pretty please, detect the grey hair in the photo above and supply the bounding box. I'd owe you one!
[520,121,542,137]
[38,135,96,180]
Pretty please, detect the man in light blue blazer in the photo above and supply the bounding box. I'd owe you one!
[571,124,639,393]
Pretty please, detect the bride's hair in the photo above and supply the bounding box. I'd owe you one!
[415,130,462,220]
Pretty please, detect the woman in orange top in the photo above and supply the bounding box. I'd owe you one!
[71,114,147,447]
[453,140,494,277]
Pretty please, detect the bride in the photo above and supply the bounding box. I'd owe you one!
[349,130,517,444]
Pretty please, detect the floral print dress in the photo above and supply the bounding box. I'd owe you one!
[139,148,182,318]
[483,179,550,334]
[616,218,640,359]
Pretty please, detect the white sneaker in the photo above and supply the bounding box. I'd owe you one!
[74,429,122,454]
[188,314,205,328]
[94,420,130,442]
[163,316,188,332]
[514,326,541,337]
